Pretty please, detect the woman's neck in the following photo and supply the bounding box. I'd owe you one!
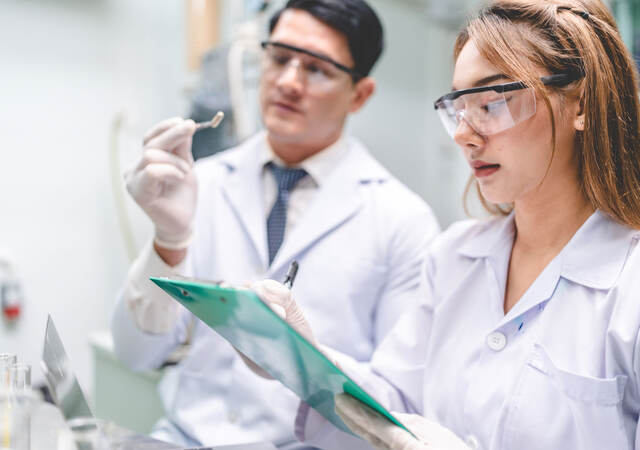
[513,179,594,253]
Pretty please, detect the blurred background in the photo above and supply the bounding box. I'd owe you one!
[0,0,637,433]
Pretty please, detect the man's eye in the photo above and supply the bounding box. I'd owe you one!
[273,54,290,65]
[306,63,322,74]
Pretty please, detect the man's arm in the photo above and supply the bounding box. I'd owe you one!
[111,117,198,370]
[111,241,191,371]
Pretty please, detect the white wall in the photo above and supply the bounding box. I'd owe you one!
[0,0,189,392]
[347,0,474,226]
[0,0,477,401]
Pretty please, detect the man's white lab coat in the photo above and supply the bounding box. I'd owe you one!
[111,132,440,447]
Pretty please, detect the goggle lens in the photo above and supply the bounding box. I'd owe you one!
[436,88,536,138]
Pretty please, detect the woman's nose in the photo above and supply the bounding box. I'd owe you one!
[453,113,484,149]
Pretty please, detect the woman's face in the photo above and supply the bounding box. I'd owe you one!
[451,42,580,206]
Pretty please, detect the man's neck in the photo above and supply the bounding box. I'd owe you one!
[267,133,341,165]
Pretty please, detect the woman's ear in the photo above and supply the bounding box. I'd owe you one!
[573,89,586,131]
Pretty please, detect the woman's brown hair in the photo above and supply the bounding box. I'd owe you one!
[456,0,640,228]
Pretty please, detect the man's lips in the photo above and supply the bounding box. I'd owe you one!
[471,160,501,177]
[271,100,302,114]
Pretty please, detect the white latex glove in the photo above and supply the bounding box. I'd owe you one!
[237,279,318,379]
[249,279,316,345]
[125,117,197,249]
[335,394,470,450]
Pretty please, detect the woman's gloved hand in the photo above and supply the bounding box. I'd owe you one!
[335,394,470,450]
[237,279,317,379]
[125,118,197,250]
[248,279,316,345]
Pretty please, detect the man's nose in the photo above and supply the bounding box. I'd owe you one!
[276,59,304,92]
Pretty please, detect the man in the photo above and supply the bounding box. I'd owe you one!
[111,0,440,447]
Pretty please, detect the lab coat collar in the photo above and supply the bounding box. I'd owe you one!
[260,135,351,188]
[218,131,390,184]
[217,131,391,272]
[458,210,638,290]
[218,133,270,267]
[269,135,392,273]
[559,210,638,290]
[457,213,516,259]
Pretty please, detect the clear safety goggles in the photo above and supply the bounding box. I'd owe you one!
[261,41,362,89]
[433,73,583,138]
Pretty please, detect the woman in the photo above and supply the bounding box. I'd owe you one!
[253,0,640,448]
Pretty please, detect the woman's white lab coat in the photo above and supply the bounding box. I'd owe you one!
[303,210,640,449]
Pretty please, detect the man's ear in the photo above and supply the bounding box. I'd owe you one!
[349,77,376,113]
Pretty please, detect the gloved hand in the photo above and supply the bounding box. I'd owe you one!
[335,394,470,450]
[125,117,197,250]
[249,279,316,345]
[238,279,318,379]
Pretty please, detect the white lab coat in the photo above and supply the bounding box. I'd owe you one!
[111,132,440,447]
[301,210,640,450]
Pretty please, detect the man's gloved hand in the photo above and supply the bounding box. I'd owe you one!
[335,394,470,450]
[125,117,197,250]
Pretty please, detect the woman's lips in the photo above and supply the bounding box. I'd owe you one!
[471,160,501,178]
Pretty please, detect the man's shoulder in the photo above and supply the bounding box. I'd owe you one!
[341,137,438,232]
[345,138,426,206]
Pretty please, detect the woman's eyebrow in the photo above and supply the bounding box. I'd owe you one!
[452,73,510,91]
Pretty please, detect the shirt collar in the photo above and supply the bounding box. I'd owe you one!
[261,135,349,188]
[458,210,639,290]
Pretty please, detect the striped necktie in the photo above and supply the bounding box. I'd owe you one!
[266,163,308,265]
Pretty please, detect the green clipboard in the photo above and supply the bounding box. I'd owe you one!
[150,276,413,438]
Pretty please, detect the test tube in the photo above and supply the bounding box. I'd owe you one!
[0,354,17,390]
[9,364,30,394]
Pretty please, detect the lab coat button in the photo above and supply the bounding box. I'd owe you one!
[465,435,479,449]
[486,331,507,351]
[227,410,240,423]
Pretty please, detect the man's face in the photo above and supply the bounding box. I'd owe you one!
[259,9,362,154]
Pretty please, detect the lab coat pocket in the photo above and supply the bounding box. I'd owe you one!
[499,344,628,450]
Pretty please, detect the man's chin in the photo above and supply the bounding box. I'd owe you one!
[265,122,307,143]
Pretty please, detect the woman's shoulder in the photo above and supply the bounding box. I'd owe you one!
[428,214,510,257]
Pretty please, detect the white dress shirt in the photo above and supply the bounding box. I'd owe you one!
[261,135,349,238]
[301,210,640,450]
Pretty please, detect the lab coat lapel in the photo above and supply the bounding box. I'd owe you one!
[220,136,268,268]
[268,140,388,274]
[495,210,637,328]
[458,215,561,327]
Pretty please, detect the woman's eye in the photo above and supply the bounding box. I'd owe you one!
[306,63,322,74]
[483,99,507,114]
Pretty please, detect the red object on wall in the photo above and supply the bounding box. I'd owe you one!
[2,283,22,322]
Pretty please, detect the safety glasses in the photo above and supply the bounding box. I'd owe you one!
[261,41,362,88]
[433,73,583,138]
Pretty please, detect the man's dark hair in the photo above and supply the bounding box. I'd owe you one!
[268,0,384,79]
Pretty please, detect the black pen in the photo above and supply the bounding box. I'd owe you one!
[283,261,299,289]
